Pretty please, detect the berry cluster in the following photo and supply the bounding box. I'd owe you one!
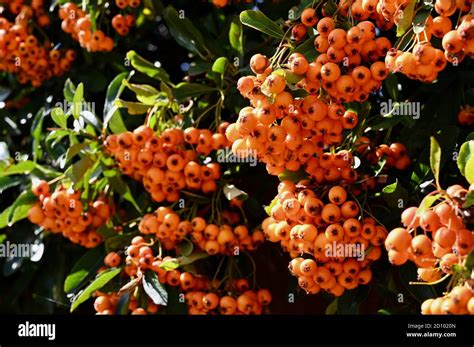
[262,181,386,296]
[28,180,111,247]
[385,184,473,269]
[105,125,228,203]
[93,292,160,315]
[59,2,114,52]
[230,57,359,176]
[356,138,411,170]
[138,206,265,254]
[0,6,74,86]
[313,19,391,102]
[185,287,272,315]
[421,285,474,315]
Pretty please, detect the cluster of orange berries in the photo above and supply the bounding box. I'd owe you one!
[312,18,391,102]
[4,0,50,26]
[421,285,474,315]
[138,206,265,254]
[231,61,359,175]
[185,287,272,315]
[59,2,114,52]
[0,6,74,86]
[386,10,473,82]
[105,125,228,203]
[385,185,473,275]
[114,0,141,9]
[93,291,160,315]
[458,105,474,125]
[262,180,386,296]
[111,14,135,36]
[356,137,411,170]
[27,180,111,248]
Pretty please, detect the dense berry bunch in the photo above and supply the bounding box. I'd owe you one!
[138,206,265,253]
[0,6,74,86]
[59,2,115,52]
[385,184,473,269]
[356,138,411,170]
[230,60,359,176]
[105,125,228,203]
[421,285,474,315]
[262,180,386,296]
[27,180,111,247]
[312,19,391,101]
[185,286,272,315]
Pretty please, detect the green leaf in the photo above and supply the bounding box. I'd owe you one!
[64,247,105,294]
[31,108,45,161]
[177,251,209,265]
[108,175,142,213]
[416,193,443,215]
[143,270,168,306]
[103,72,129,133]
[159,259,180,271]
[465,250,474,271]
[115,99,150,115]
[70,154,94,183]
[63,79,76,102]
[212,57,229,75]
[430,136,441,188]
[384,73,399,102]
[173,82,217,100]
[105,232,138,253]
[0,176,25,192]
[66,142,89,163]
[396,0,417,36]
[240,10,284,39]
[123,81,161,105]
[70,267,122,312]
[325,298,338,315]
[163,6,210,59]
[116,291,131,315]
[463,191,474,208]
[72,83,84,119]
[229,17,243,55]
[457,140,474,178]
[278,169,307,183]
[265,196,279,216]
[0,191,37,228]
[292,38,319,62]
[106,106,128,134]
[382,179,408,210]
[465,156,474,184]
[177,239,193,257]
[126,51,171,84]
[0,161,37,177]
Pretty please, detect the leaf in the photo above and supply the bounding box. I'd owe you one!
[240,10,284,39]
[465,156,474,184]
[463,191,474,208]
[212,57,229,75]
[229,17,243,55]
[177,239,193,257]
[116,291,132,315]
[396,0,417,36]
[0,190,37,228]
[465,250,474,271]
[382,179,408,210]
[66,142,89,163]
[384,73,399,102]
[265,196,279,216]
[114,99,150,115]
[143,270,168,306]
[72,83,84,119]
[63,78,76,102]
[416,193,443,215]
[64,247,105,294]
[163,6,210,58]
[430,137,441,188]
[278,169,307,183]
[457,140,474,178]
[325,298,338,315]
[159,259,180,271]
[0,161,36,177]
[123,81,161,105]
[177,251,209,265]
[70,154,94,183]
[106,106,128,134]
[105,232,138,253]
[103,72,129,131]
[108,175,142,213]
[126,51,171,84]
[173,82,217,100]
[0,176,25,193]
[31,108,45,161]
[70,267,122,312]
